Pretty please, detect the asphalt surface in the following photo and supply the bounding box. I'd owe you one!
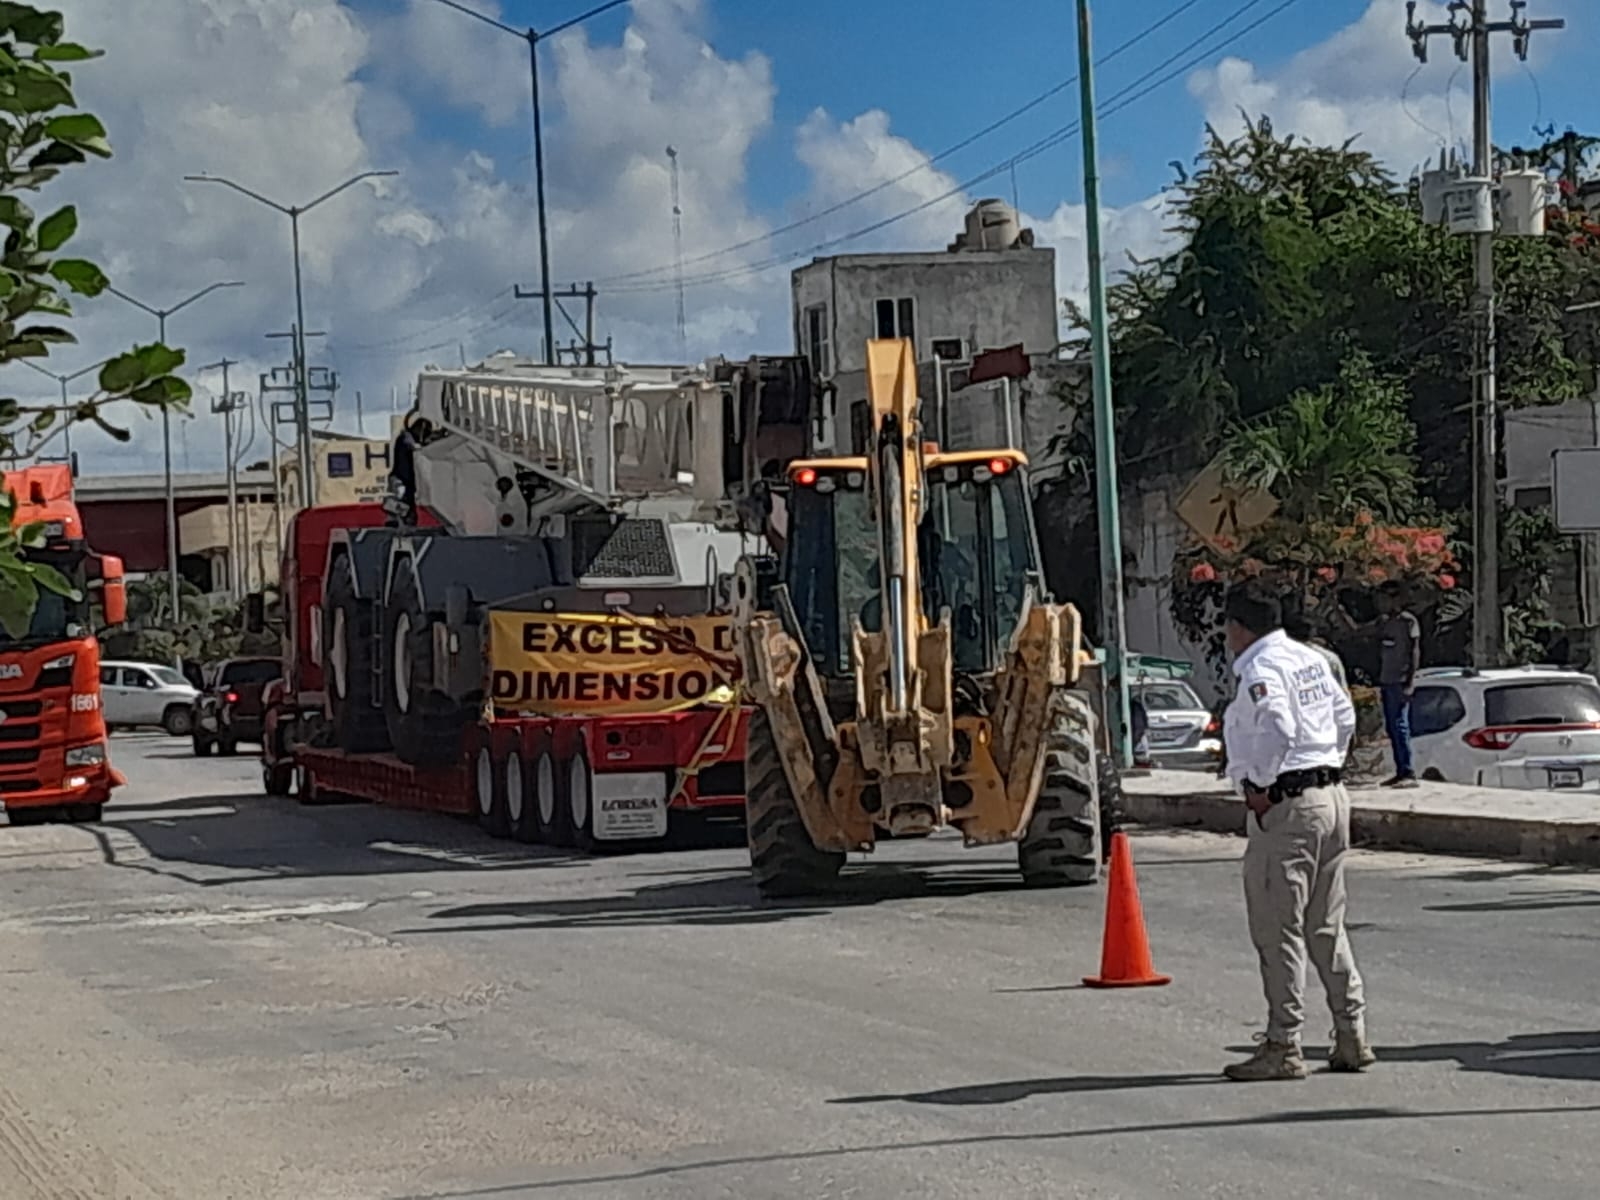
[0,736,1596,1199]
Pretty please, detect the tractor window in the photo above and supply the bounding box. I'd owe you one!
[785,466,1039,677]
[927,470,1035,671]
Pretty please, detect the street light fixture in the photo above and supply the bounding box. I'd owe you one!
[183,170,398,507]
[105,280,245,622]
[426,0,631,366]
[18,355,110,464]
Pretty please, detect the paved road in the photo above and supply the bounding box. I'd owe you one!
[1,737,1596,1199]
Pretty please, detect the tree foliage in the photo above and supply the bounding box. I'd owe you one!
[1040,117,1600,660]
[0,4,191,635]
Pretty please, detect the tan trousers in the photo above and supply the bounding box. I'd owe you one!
[1243,783,1366,1045]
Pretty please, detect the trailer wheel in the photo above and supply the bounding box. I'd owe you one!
[569,752,597,853]
[506,750,540,844]
[295,763,322,806]
[475,746,510,839]
[745,709,843,898]
[325,554,389,753]
[536,751,570,847]
[262,761,292,797]
[383,564,467,768]
[1017,689,1102,887]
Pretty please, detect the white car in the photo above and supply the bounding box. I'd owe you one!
[1133,679,1222,769]
[1409,666,1600,790]
[99,661,199,736]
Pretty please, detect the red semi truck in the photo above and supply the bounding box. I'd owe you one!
[0,465,128,825]
[261,356,759,847]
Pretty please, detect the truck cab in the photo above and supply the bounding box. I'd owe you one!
[0,465,127,824]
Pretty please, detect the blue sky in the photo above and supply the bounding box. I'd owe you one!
[32,0,1599,473]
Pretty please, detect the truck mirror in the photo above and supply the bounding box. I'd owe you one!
[100,554,126,627]
[444,585,471,629]
[245,592,266,633]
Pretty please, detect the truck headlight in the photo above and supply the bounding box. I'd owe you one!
[43,653,75,671]
[65,743,106,767]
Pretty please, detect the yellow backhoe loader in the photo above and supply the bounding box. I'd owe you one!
[732,338,1105,897]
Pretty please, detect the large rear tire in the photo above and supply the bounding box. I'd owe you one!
[326,552,390,754]
[1018,689,1103,887]
[382,564,468,768]
[745,709,844,898]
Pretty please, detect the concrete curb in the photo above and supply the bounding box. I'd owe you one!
[1119,785,1600,869]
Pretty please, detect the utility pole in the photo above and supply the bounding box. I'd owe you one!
[1076,0,1132,769]
[105,280,245,625]
[667,145,688,362]
[203,359,246,598]
[185,171,396,509]
[1406,0,1564,667]
[264,328,335,508]
[513,282,610,366]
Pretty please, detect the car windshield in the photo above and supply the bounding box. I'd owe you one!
[150,667,189,688]
[220,660,281,686]
[0,552,87,647]
[1485,680,1600,726]
[1135,683,1203,711]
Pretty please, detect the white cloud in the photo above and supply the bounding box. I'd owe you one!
[1187,0,1535,175]
[18,0,783,475]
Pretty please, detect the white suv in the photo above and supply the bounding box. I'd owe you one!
[1409,666,1600,789]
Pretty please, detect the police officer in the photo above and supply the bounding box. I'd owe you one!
[1221,582,1373,1082]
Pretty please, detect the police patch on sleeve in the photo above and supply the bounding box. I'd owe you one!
[1248,682,1269,703]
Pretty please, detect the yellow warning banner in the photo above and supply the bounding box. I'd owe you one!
[487,611,737,716]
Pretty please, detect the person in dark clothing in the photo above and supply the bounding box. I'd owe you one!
[1376,581,1422,788]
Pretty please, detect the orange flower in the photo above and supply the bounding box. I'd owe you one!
[1190,561,1218,583]
[1316,566,1338,584]
[1439,573,1456,590]
[1367,567,1388,583]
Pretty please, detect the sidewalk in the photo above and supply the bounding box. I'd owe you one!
[1121,770,1600,867]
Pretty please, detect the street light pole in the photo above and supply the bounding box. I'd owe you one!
[184,170,398,507]
[105,281,245,623]
[426,0,630,366]
[19,356,108,466]
[1075,0,1133,770]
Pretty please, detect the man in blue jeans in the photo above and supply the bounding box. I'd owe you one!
[1377,582,1422,788]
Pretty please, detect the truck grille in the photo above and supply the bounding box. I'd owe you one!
[0,779,41,794]
[0,747,40,766]
[576,517,676,580]
[0,723,42,744]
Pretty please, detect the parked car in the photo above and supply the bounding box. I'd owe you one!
[192,656,283,756]
[1132,678,1221,770]
[99,661,200,736]
[1410,666,1600,789]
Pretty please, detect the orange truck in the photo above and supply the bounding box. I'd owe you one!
[0,465,128,825]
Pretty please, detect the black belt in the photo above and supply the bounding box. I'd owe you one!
[1245,767,1342,803]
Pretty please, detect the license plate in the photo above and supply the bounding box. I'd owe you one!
[591,773,669,841]
[1149,730,1184,744]
[1549,767,1583,789]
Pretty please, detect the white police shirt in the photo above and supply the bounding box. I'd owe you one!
[1224,630,1356,790]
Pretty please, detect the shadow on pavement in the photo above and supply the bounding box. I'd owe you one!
[831,1071,1222,1106]
[94,792,586,887]
[1425,891,1600,914]
[404,860,1058,934]
[1225,1030,1600,1083]
[397,1102,1600,1198]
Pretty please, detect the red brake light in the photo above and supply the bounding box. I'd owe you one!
[224,691,239,705]
[1464,727,1520,751]
[1204,717,1221,735]
[794,467,818,487]
[988,457,1012,475]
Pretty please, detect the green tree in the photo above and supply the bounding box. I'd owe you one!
[1039,117,1600,654]
[0,3,191,635]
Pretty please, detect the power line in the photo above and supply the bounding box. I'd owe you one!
[597,0,1213,288]
[342,286,516,352]
[607,0,1303,297]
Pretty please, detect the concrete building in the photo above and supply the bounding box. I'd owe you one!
[73,425,396,596]
[790,199,1069,476]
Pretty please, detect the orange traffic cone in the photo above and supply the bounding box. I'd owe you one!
[1083,831,1172,989]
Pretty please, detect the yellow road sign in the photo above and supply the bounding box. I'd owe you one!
[1174,455,1278,552]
